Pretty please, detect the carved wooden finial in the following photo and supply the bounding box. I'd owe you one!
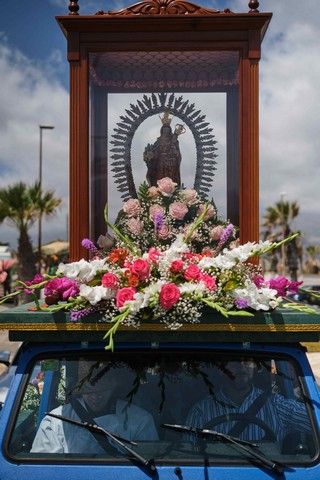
[69,0,79,15]
[103,0,222,17]
[248,0,259,12]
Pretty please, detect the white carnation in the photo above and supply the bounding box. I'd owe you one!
[79,284,113,305]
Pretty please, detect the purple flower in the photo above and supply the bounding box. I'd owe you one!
[218,223,234,246]
[153,212,164,231]
[44,277,79,301]
[70,307,94,322]
[81,238,99,256]
[234,298,249,309]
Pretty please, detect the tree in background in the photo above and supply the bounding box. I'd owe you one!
[0,182,61,284]
[305,245,320,274]
[262,200,301,280]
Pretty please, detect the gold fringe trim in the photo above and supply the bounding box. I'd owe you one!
[0,323,320,332]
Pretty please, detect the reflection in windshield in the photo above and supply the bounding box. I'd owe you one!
[8,351,317,465]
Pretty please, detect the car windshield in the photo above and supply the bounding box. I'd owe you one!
[7,350,318,466]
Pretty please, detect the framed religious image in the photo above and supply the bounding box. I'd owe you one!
[57,0,271,259]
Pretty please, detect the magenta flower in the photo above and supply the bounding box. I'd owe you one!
[44,277,79,301]
[24,274,44,294]
[268,276,289,296]
[253,274,265,288]
[268,276,302,297]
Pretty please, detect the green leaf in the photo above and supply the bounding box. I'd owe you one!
[281,302,320,315]
[104,307,131,351]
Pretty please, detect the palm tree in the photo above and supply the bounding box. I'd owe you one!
[262,200,300,277]
[0,181,62,283]
[262,200,300,235]
[305,245,320,274]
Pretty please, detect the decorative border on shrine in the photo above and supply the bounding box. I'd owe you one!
[110,92,218,200]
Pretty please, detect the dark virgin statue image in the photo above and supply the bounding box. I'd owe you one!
[143,110,186,187]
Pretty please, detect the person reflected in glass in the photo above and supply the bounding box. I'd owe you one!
[31,361,158,454]
[186,358,310,443]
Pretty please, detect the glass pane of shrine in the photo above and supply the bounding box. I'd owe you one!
[89,50,239,241]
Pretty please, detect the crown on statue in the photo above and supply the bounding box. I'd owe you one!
[160,110,172,126]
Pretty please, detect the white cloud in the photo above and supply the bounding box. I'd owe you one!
[0,40,69,248]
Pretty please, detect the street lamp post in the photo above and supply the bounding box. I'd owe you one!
[38,125,54,273]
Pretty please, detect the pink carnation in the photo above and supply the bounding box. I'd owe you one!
[157,177,177,196]
[160,283,181,310]
[169,201,188,220]
[200,273,217,291]
[130,258,150,281]
[101,272,119,289]
[116,287,136,309]
[122,198,141,217]
[184,264,201,281]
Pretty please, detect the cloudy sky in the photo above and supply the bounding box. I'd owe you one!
[0,0,319,251]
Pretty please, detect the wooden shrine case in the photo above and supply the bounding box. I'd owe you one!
[56,0,272,260]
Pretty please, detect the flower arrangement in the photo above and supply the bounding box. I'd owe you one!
[0,177,307,350]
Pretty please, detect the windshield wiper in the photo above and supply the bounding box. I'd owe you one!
[47,412,156,473]
[161,423,283,475]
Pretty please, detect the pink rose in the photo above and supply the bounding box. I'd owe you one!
[169,201,188,220]
[184,264,201,281]
[148,186,159,198]
[130,258,150,281]
[149,204,165,221]
[170,260,184,274]
[200,273,217,291]
[197,203,216,220]
[102,272,119,289]
[126,217,143,235]
[181,188,198,205]
[116,287,136,309]
[122,198,141,217]
[148,247,161,263]
[157,224,171,240]
[209,225,224,241]
[160,283,181,310]
[157,177,177,196]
